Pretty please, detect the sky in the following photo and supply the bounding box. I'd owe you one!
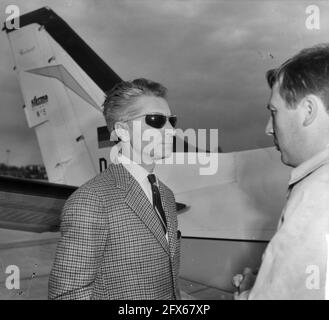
[0,0,328,166]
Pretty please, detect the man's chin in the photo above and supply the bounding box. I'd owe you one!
[156,152,172,160]
[280,153,294,167]
[153,150,173,161]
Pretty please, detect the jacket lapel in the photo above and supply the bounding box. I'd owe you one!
[109,163,170,256]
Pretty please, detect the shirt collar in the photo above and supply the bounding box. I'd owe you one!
[289,144,329,186]
[118,154,155,184]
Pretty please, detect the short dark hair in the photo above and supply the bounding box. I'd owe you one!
[103,78,167,134]
[266,44,329,111]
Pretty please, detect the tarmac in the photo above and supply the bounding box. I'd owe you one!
[0,228,233,300]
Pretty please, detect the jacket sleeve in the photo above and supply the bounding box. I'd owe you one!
[48,187,109,300]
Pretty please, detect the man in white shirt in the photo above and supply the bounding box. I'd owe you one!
[234,44,329,299]
[49,78,180,299]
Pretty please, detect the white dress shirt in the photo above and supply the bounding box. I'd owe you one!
[117,154,168,242]
[118,154,154,204]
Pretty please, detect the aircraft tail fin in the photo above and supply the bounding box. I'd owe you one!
[4,7,122,185]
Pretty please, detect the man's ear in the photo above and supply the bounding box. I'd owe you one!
[302,95,319,127]
[114,122,130,142]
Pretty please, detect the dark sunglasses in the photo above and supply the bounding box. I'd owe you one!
[126,114,177,129]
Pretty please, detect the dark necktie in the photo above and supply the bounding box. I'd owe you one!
[147,174,167,233]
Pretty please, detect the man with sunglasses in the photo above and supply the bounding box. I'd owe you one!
[49,78,181,300]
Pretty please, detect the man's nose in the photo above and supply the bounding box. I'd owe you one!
[265,117,274,136]
[164,121,176,136]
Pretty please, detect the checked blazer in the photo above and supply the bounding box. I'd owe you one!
[48,163,181,300]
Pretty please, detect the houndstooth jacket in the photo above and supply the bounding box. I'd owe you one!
[48,163,181,300]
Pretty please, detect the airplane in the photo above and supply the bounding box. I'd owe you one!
[0,7,291,297]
